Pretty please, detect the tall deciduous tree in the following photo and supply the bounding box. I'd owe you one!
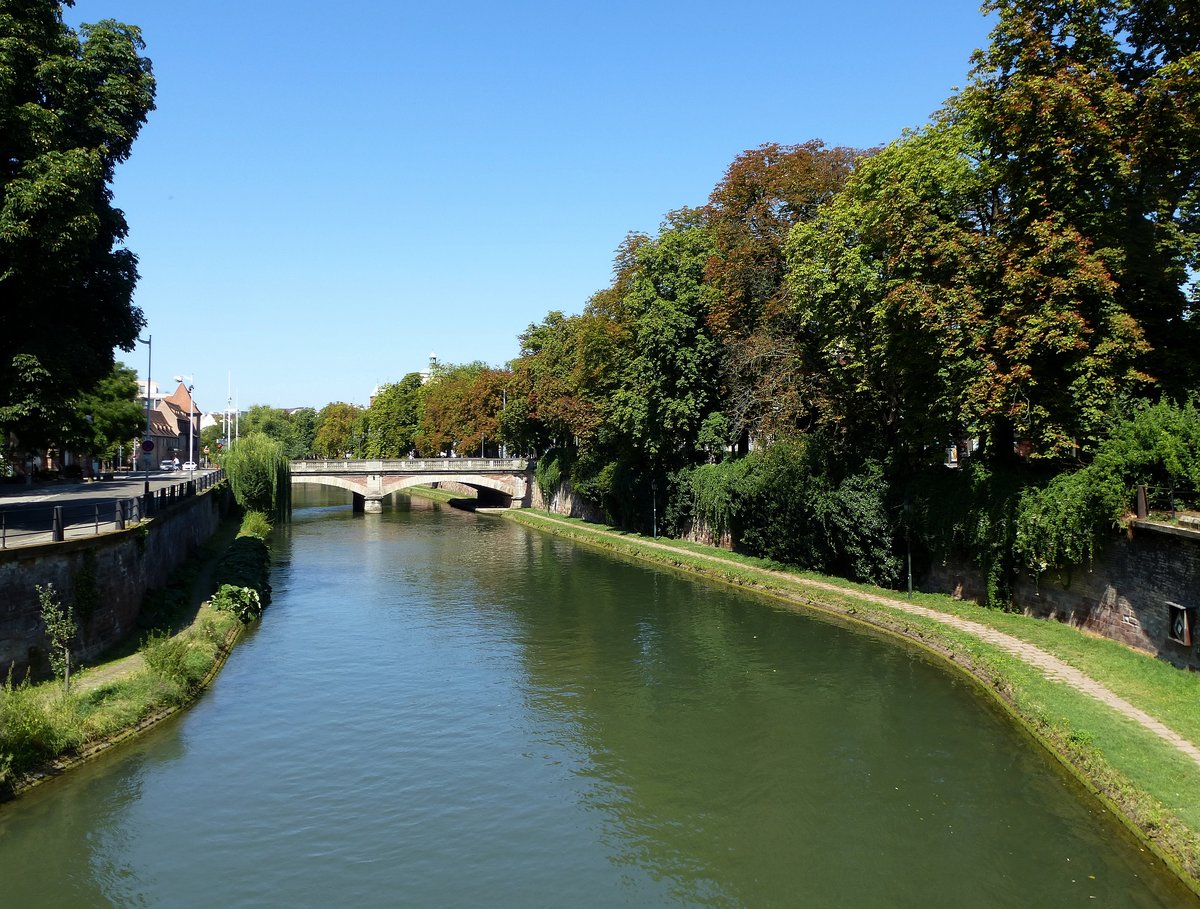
[609,211,721,468]
[313,402,363,458]
[359,375,423,457]
[956,0,1199,402]
[703,141,862,447]
[789,119,1149,464]
[415,363,509,457]
[0,2,156,442]
[239,405,312,459]
[704,141,861,341]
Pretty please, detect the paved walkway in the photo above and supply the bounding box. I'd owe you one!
[73,517,240,694]
[531,513,1200,770]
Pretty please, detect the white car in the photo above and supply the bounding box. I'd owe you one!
[181,461,198,471]
[160,460,176,471]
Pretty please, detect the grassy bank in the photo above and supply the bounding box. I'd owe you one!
[503,509,1200,894]
[0,510,273,800]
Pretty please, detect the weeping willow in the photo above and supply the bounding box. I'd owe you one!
[221,432,291,521]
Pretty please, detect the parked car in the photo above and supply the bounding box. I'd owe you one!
[160,460,176,471]
[181,461,198,471]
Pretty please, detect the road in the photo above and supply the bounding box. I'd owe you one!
[0,469,218,548]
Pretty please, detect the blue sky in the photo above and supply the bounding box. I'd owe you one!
[67,1,995,412]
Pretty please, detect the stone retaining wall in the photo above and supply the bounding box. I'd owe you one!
[923,521,1200,669]
[0,487,230,681]
[530,480,607,524]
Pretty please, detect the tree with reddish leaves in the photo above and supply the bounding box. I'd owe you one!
[704,141,861,342]
[702,141,863,449]
[958,0,1200,402]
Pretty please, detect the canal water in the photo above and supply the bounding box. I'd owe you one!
[0,488,1193,907]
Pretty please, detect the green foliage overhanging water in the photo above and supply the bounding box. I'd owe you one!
[220,432,291,522]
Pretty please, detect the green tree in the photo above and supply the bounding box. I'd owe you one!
[0,3,156,444]
[359,375,423,457]
[785,125,991,464]
[790,114,1152,463]
[955,0,1200,403]
[288,407,317,458]
[238,405,313,459]
[67,362,143,465]
[313,402,363,458]
[223,432,290,519]
[37,583,77,693]
[609,212,721,469]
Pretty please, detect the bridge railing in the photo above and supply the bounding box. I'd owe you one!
[290,458,530,473]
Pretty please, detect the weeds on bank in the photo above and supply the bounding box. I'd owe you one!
[0,612,240,786]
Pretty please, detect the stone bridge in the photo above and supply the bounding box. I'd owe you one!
[289,458,534,512]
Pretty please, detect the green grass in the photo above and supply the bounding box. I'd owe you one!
[1,610,241,787]
[504,508,1200,889]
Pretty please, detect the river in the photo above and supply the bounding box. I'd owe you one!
[0,488,1192,907]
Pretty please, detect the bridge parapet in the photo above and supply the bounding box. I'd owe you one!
[289,458,535,511]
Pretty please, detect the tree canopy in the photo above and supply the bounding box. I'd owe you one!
[0,1,156,444]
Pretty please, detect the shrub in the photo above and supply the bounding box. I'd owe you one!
[213,535,272,605]
[239,510,272,539]
[210,584,263,622]
[671,440,902,586]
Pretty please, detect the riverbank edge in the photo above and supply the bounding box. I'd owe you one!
[502,508,1200,898]
[0,515,259,804]
[3,621,244,802]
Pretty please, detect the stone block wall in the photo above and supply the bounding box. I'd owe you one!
[530,480,607,525]
[923,521,1200,669]
[0,488,229,681]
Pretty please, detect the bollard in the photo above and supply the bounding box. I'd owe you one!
[94,504,100,535]
[116,499,126,530]
[53,506,65,542]
[1,512,5,549]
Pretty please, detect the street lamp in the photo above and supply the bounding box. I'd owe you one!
[174,374,195,473]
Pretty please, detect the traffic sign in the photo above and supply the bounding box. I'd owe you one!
[142,439,155,453]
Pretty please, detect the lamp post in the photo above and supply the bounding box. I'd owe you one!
[138,335,152,493]
[174,374,195,473]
